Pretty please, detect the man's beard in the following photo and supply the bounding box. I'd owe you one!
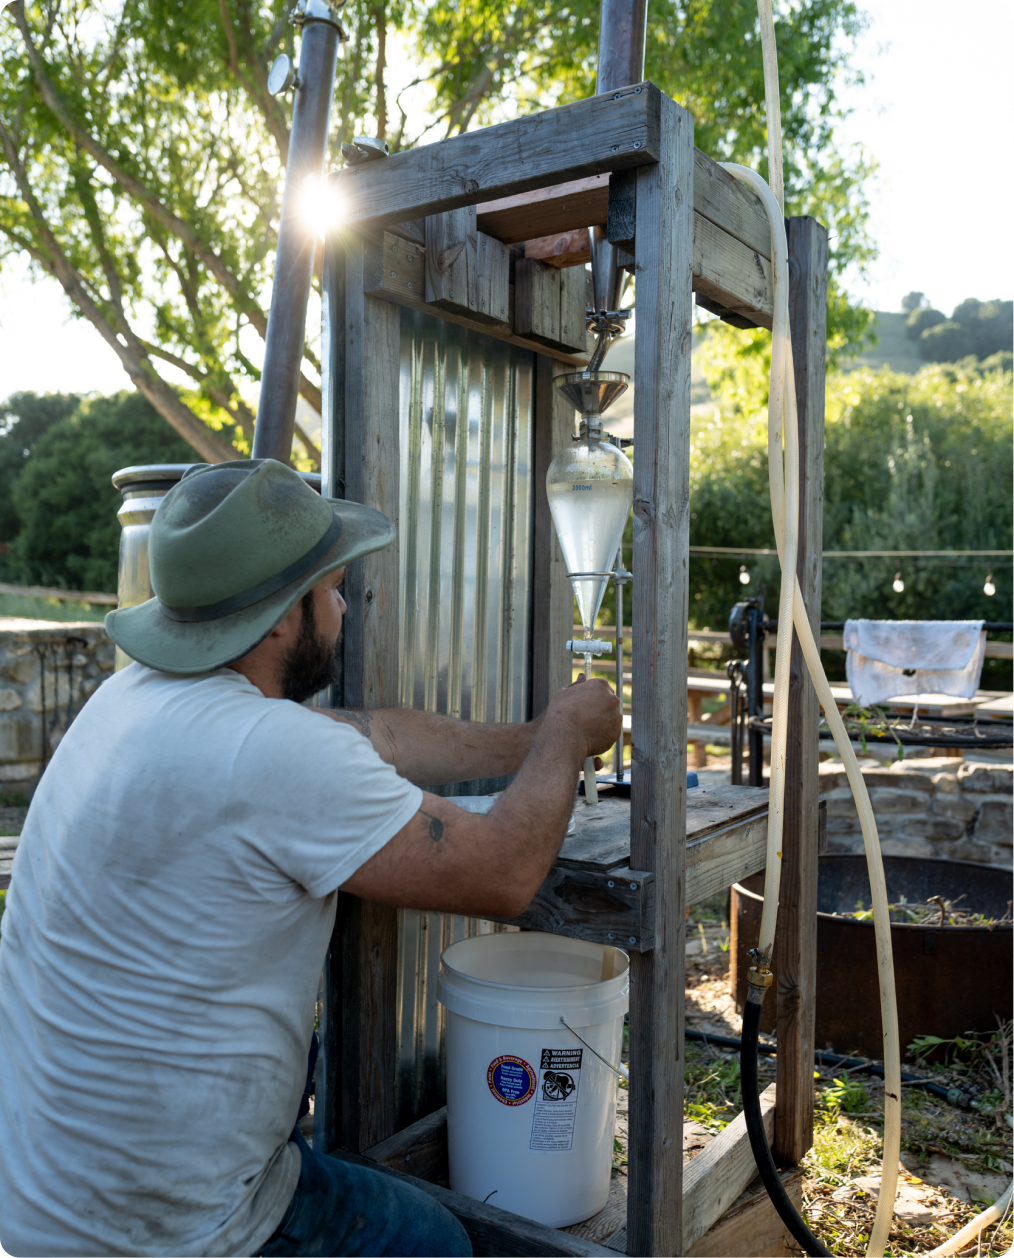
[280,591,341,704]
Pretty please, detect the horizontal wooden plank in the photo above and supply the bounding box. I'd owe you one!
[682,1083,778,1251]
[364,232,590,365]
[334,86,660,228]
[687,1168,803,1258]
[329,1146,620,1257]
[605,1141,795,1258]
[557,786,768,870]
[475,148,771,264]
[694,212,774,330]
[692,149,771,259]
[364,1105,448,1183]
[686,810,769,904]
[490,866,655,950]
[525,228,591,267]
[479,176,610,243]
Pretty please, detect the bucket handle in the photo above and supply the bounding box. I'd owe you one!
[559,1016,630,1081]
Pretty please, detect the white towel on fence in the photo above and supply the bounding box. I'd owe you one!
[844,619,986,707]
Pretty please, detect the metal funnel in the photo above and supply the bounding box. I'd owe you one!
[555,370,629,418]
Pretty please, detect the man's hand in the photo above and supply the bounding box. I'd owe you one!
[543,674,622,763]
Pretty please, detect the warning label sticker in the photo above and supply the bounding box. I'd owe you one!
[529,1048,583,1152]
[487,1055,537,1106]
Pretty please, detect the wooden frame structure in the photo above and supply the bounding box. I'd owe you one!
[317,82,827,1256]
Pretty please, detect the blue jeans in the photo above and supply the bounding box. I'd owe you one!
[260,1130,472,1257]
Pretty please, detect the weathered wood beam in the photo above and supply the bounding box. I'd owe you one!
[686,810,768,904]
[693,213,773,330]
[334,85,660,228]
[774,216,828,1166]
[482,808,769,948]
[315,238,402,1156]
[362,1091,790,1258]
[363,232,591,365]
[525,228,592,267]
[605,1085,778,1255]
[479,176,611,244]
[476,149,769,260]
[626,91,694,1258]
[365,1105,448,1182]
[686,1168,803,1258]
[491,866,655,949]
[329,1146,620,1257]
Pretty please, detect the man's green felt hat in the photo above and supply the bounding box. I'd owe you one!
[105,459,395,675]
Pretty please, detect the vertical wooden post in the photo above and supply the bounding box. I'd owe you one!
[773,215,828,1165]
[531,355,579,716]
[316,232,404,1154]
[627,91,694,1258]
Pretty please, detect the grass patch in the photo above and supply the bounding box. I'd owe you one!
[0,592,107,623]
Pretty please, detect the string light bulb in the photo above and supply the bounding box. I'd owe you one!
[739,565,751,585]
[984,573,996,597]
[892,571,905,593]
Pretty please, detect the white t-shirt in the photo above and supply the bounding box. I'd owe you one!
[0,664,422,1257]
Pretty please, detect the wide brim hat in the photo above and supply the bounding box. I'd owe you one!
[106,459,395,675]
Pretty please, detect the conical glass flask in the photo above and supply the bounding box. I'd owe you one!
[546,422,633,633]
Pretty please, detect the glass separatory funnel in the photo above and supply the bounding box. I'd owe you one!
[547,369,633,804]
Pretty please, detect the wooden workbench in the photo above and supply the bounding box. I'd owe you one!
[491,785,769,948]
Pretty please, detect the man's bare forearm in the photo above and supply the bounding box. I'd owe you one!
[324,707,541,785]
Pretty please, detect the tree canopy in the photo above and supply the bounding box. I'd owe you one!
[907,298,1014,364]
[2,0,876,462]
[1,390,195,590]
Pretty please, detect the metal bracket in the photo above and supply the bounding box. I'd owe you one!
[341,137,390,166]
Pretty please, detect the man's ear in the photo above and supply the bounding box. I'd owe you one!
[270,600,303,640]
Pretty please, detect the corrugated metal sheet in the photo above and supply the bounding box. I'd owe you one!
[394,308,533,1128]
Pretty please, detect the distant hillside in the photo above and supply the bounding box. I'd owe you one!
[843,311,929,375]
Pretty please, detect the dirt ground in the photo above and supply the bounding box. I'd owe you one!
[679,913,1014,1258]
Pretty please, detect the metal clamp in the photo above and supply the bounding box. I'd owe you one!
[290,0,349,33]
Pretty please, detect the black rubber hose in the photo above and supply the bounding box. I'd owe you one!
[741,998,832,1257]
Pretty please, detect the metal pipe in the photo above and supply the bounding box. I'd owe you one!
[596,0,649,93]
[586,0,648,351]
[253,1,345,463]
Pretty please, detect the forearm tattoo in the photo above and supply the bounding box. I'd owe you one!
[420,809,444,842]
[336,709,372,738]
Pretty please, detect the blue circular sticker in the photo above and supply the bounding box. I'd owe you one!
[487,1054,536,1106]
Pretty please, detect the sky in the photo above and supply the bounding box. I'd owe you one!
[1,0,1011,401]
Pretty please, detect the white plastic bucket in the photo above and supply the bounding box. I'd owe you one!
[437,931,629,1227]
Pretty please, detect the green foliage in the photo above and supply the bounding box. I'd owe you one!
[686,360,1013,642]
[905,306,946,340]
[911,298,1012,363]
[919,320,974,362]
[822,1075,869,1113]
[0,391,80,549]
[901,291,927,314]
[3,390,194,591]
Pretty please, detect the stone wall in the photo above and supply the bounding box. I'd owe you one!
[0,620,114,793]
[820,757,1013,869]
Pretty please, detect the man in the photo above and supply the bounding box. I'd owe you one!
[0,459,620,1257]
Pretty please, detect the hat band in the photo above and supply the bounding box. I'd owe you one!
[157,515,343,624]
